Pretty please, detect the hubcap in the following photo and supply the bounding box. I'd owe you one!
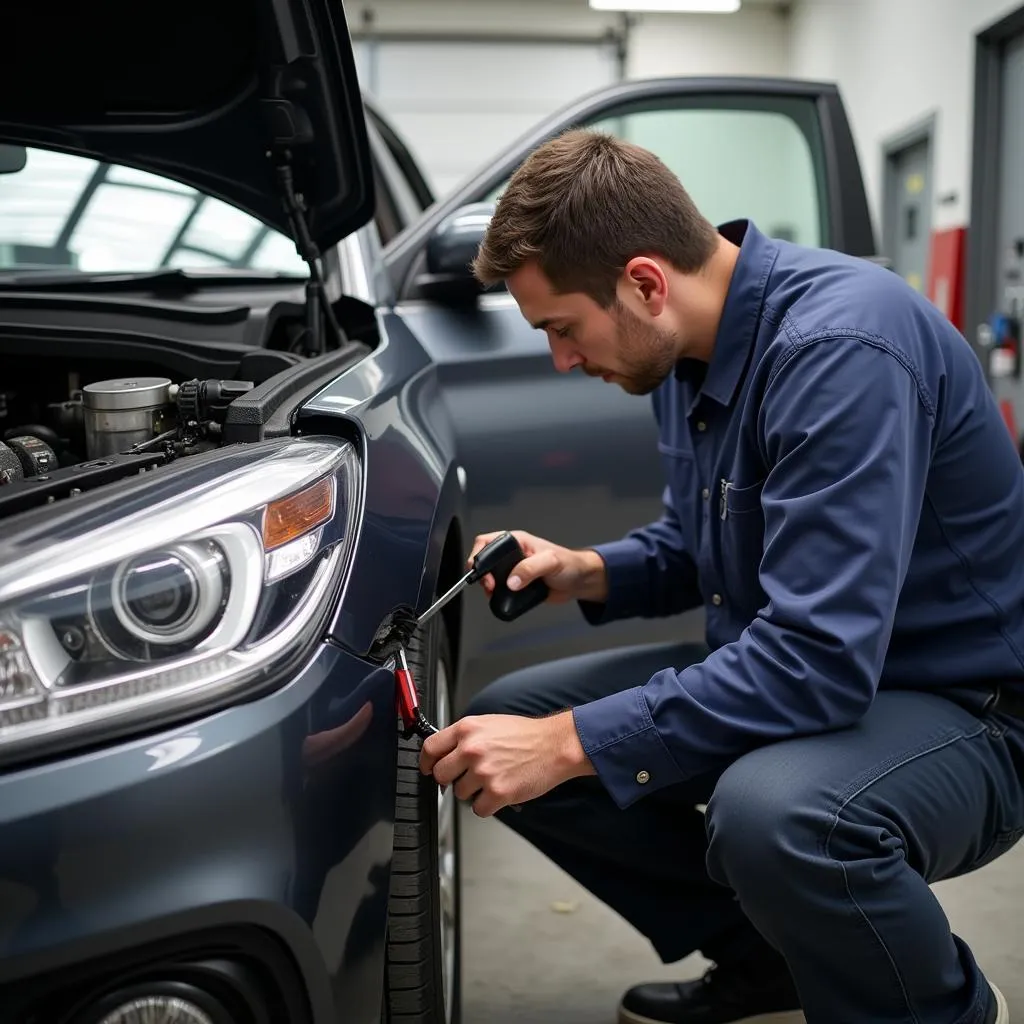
[435,658,457,1024]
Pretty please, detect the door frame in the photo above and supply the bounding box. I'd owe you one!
[965,3,1024,368]
[382,76,878,298]
[880,112,936,280]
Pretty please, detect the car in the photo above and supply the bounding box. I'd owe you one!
[0,1,878,1022]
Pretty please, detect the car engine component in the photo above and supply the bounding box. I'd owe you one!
[176,378,254,434]
[0,441,23,484]
[83,377,177,459]
[6,434,58,477]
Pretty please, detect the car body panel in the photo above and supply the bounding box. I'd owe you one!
[0,641,397,1024]
[299,310,466,658]
[0,0,375,252]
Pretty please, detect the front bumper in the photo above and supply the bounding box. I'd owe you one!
[0,640,399,1024]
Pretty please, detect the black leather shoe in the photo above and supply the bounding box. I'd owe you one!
[618,962,804,1024]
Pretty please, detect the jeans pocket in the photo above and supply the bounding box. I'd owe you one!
[969,826,1024,873]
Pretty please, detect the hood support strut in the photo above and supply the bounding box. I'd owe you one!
[263,88,347,358]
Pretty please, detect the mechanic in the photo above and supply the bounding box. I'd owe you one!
[418,129,1024,1024]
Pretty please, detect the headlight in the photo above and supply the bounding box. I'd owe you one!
[0,437,361,764]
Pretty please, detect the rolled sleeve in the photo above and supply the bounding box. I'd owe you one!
[572,686,685,808]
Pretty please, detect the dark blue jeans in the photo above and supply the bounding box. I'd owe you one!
[464,641,1024,1024]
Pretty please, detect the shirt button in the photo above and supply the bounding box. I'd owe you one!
[636,770,651,784]
[712,593,722,606]
[702,487,710,500]
[697,421,707,432]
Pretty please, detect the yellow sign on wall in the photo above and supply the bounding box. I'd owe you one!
[906,172,925,195]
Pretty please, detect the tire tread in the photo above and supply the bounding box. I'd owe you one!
[383,617,460,1023]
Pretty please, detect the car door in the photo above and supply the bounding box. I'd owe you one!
[380,77,877,687]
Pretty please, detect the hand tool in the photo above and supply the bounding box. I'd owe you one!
[394,531,548,740]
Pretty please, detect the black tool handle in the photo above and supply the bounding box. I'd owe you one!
[471,531,549,622]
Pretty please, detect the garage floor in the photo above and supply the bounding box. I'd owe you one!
[459,805,1024,1022]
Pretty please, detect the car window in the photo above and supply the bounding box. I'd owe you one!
[0,145,309,276]
[486,95,829,249]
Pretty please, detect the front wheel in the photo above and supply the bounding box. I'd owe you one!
[383,615,461,1024]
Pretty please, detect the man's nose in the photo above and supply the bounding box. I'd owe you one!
[550,339,582,374]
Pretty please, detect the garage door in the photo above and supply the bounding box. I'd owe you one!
[353,38,620,198]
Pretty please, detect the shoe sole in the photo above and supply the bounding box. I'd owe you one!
[618,1008,805,1024]
[992,981,1009,1023]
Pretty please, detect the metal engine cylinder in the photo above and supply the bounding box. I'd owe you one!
[83,377,175,459]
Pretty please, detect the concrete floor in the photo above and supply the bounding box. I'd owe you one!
[459,805,1024,1023]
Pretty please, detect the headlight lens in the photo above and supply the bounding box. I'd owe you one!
[0,437,361,762]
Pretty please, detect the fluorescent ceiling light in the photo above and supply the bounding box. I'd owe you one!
[589,0,741,11]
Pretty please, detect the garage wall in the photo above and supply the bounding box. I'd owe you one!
[350,0,790,197]
[789,0,1022,237]
[354,35,621,196]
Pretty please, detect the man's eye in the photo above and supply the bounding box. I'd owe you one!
[555,326,571,339]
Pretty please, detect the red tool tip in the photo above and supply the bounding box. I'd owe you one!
[395,667,420,728]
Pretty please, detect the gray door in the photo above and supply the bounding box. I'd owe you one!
[885,136,933,293]
[989,32,1024,428]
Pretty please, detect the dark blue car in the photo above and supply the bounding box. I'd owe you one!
[0,1,878,1021]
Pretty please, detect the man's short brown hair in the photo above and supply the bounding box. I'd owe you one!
[472,128,719,308]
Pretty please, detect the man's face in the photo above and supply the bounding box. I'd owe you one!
[506,261,679,396]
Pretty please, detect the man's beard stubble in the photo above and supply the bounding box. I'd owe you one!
[609,299,679,396]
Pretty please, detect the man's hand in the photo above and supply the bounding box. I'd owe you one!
[420,711,596,817]
[468,530,609,605]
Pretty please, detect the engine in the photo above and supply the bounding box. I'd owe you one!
[0,372,257,517]
[0,373,254,471]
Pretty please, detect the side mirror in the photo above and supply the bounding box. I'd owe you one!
[0,144,27,174]
[414,202,495,303]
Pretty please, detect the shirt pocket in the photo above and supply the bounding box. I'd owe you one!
[719,477,767,609]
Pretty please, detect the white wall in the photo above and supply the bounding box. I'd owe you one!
[627,5,789,78]
[352,0,791,195]
[789,0,1021,236]
[352,1,790,83]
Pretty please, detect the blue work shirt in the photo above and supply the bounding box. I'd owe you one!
[572,219,1024,810]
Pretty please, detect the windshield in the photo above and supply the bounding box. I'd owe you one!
[0,145,309,277]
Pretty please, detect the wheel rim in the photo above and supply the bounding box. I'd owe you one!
[435,658,457,1024]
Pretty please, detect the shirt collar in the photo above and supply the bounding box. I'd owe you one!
[674,219,778,410]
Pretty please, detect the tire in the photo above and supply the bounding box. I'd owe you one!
[383,614,462,1024]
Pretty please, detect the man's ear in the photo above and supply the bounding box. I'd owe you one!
[622,256,668,315]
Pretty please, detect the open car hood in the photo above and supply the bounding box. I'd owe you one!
[1,0,374,255]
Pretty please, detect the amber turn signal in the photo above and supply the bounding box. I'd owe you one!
[262,477,334,550]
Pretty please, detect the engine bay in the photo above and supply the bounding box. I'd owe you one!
[0,359,251,512]
[2,370,246,467]
[0,330,371,521]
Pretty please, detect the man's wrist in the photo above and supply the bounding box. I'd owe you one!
[573,548,609,604]
[550,709,597,780]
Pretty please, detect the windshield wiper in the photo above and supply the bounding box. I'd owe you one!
[0,268,306,291]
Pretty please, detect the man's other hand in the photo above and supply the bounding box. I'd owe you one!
[419,711,596,817]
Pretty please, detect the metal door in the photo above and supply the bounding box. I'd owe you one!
[884,135,934,293]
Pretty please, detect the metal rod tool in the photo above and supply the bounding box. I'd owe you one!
[394,532,549,739]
